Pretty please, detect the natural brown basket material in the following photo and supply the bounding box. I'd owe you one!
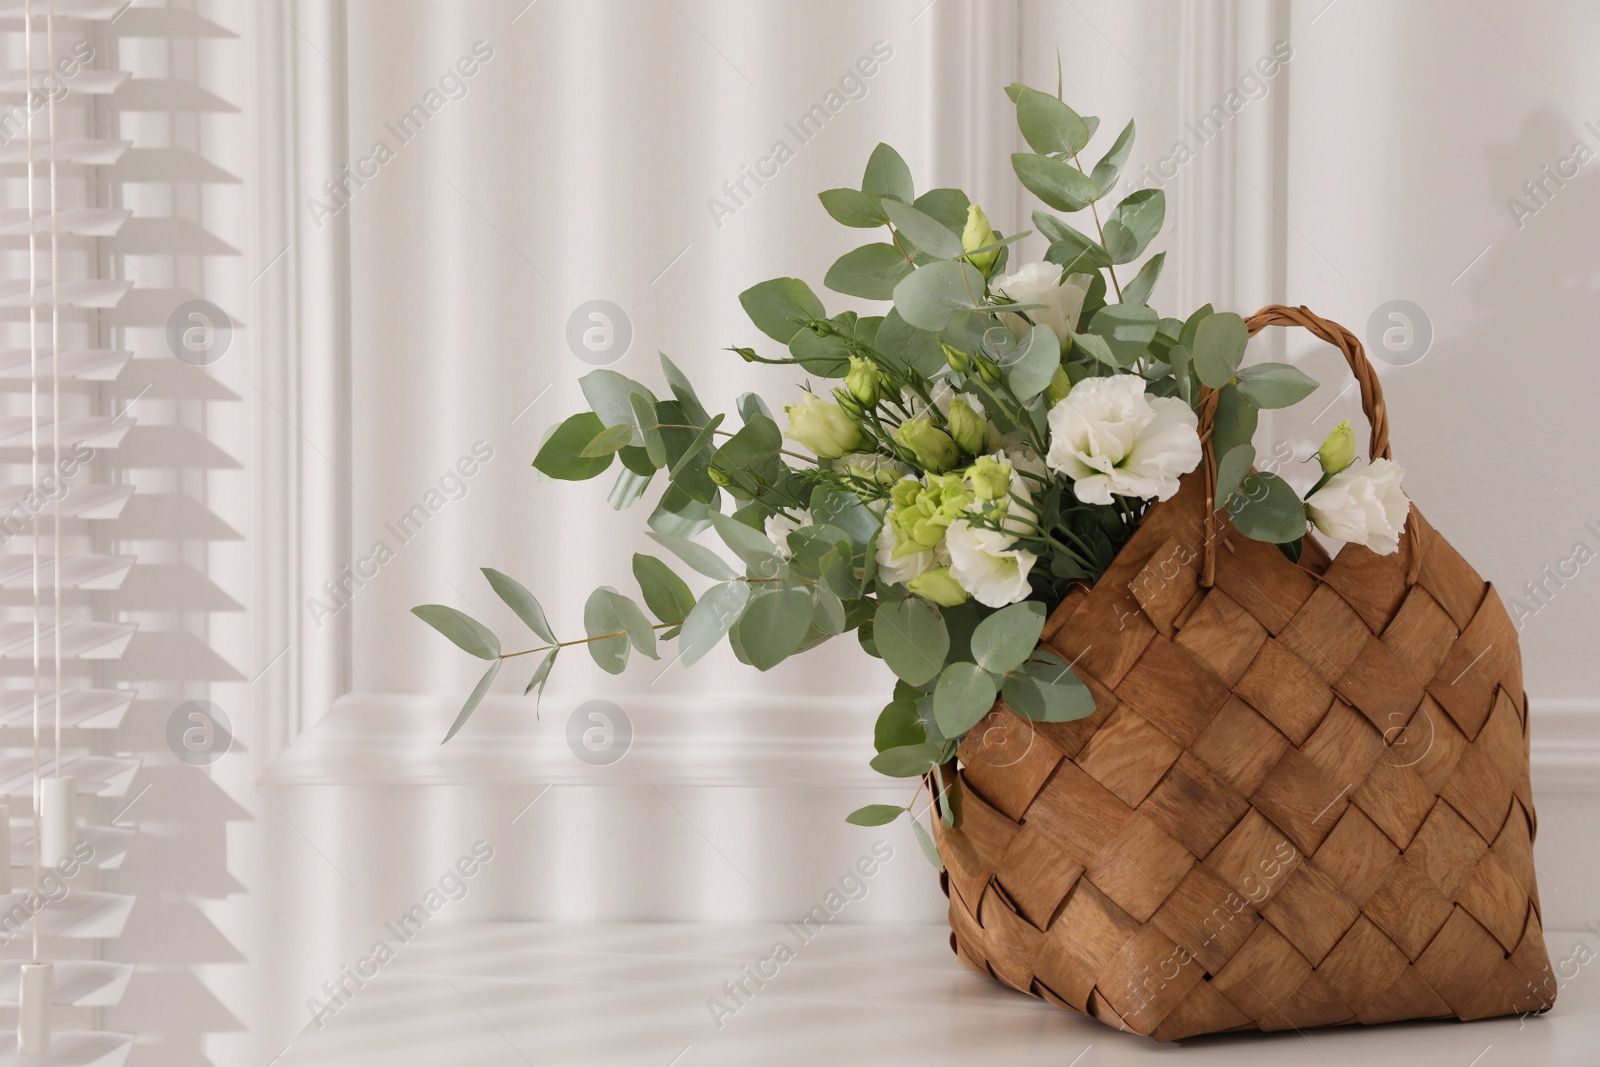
[932,305,1554,1041]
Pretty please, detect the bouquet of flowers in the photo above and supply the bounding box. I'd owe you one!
[413,82,1410,864]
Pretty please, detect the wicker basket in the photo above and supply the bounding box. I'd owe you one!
[932,306,1555,1040]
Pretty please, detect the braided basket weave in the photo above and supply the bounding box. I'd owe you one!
[932,306,1554,1040]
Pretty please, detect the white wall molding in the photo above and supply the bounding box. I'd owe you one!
[264,692,886,788]
[265,692,1600,795]
[254,0,351,767]
[1529,699,1600,794]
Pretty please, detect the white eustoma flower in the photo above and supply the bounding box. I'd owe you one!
[874,515,947,585]
[1045,375,1202,504]
[945,520,1037,607]
[764,509,810,559]
[993,263,1092,349]
[1306,458,1410,555]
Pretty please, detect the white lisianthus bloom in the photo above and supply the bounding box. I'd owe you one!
[1045,375,1201,505]
[874,514,948,585]
[993,263,1092,349]
[945,520,1037,607]
[764,508,810,559]
[1306,459,1410,555]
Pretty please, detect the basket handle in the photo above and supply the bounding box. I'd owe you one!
[1198,304,1409,586]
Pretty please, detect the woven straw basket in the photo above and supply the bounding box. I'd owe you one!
[932,306,1554,1040]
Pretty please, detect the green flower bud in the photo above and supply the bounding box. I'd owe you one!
[894,416,961,473]
[843,356,882,407]
[908,566,971,607]
[961,204,1000,276]
[947,397,989,456]
[832,387,866,420]
[1318,419,1357,475]
[785,392,866,459]
[966,455,1013,503]
[974,357,1002,385]
[1044,366,1072,406]
[707,466,732,487]
[940,342,971,373]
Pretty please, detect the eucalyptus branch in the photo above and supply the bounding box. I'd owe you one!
[655,424,817,465]
[501,621,683,660]
[1068,151,1123,301]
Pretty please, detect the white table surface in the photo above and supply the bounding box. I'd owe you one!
[276,922,1594,1066]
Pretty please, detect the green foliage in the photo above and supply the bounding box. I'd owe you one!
[412,605,499,660]
[861,143,914,203]
[442,659,501,743]
[870,742,943,778]
[1086,303,1159,367]
[1091,119,1136,192]
[970,601,1047,674]
[632,553,695,624]
[1120,251,1165,307]
[1012,153,1099,212]
[819,187,887,227]
[1228,471,1309,543]
[933,661,1000,737]
[873,598,950,687]
[740,278,826,345]
[892,260,986,332]
[846,804,906,827]
[883,199,963,260]
[737,586,813,670]
[825,243,913,299]
[1236,362,1319,408]
[1001,649,1096,722]
[534,412,614,481]
[1014,86,1090,155]
[874,692,925,751]
[1103,189,1165,263]
[482,568,556,643]
[1192,312,1249,388]
[678,580,750,665]
[1000,324,1060,401]
[582,588,636,673]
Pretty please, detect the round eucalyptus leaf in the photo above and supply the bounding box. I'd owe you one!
[933,661,1000,739]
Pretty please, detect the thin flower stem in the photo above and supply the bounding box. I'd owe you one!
[1046,535,1095,570]
[655,424,816,465]
[1069,151,1123,301]
[500,621,683,660]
